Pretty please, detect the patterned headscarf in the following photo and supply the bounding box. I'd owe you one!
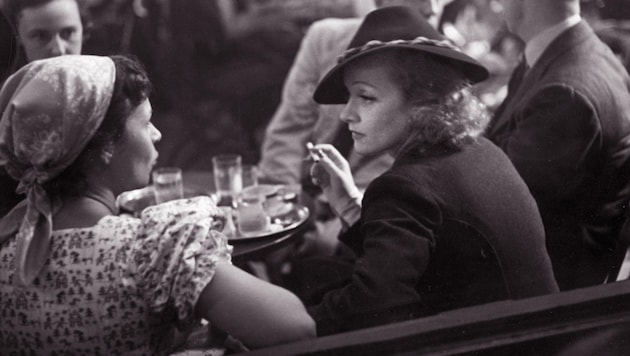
[0,55,116,286]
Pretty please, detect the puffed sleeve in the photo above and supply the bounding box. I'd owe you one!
[122,196,233,326]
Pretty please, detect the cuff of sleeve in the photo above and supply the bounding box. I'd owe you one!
[332,195,362,229]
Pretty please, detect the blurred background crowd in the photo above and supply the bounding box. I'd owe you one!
[1,0,629,170]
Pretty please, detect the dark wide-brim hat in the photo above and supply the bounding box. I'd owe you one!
[313,6,489,104]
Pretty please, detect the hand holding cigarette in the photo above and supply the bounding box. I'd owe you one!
[305,142,362,225]
[307,142,330,188]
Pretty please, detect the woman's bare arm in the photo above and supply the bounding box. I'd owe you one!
[196,262,315,348]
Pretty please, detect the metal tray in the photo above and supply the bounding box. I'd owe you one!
[228,203,310,242]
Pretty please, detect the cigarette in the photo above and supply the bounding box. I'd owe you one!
[306,142,320,162]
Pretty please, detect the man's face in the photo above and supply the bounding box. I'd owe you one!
[17,0,83,62]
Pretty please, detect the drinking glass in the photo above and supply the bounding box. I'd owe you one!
[212,154,242,207]
[152,167,184,204]
[236,165,270,236]
[241,164,259,189]
[236,186,270,236]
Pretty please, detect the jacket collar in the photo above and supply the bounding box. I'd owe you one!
[524,14,581,68]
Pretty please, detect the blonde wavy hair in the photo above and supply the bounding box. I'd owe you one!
[384,48,490,157]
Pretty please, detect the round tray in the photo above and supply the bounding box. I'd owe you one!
[228,203,310,243]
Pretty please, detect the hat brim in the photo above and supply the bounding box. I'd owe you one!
[313,43,490,105]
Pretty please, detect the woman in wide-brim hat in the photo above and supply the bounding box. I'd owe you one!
[290,6,559,336]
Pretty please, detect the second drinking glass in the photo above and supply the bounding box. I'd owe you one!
[152,167,184,204]
[212,154,242,207]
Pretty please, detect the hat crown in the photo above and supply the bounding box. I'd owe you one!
[347,6,444,51]
[313,6,489,104]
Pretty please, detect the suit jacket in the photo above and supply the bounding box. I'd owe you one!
[486,21,630,290]
[309,139,559,335]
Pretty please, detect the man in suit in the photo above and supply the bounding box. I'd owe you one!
[487,0,630,290]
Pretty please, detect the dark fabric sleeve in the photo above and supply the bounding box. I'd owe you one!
[337,220,363,255]
[308,173,441,335]
[491,85,601,209]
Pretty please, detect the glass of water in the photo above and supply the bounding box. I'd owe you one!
[236,186,270,236]
[152,167,184,204]
[212,154,242,207]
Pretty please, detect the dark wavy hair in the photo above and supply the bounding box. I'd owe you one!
[1,0,92,75]
[382,48,489,157]
[43,55,152,198]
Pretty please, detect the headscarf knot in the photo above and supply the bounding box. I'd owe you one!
[16,168,49,195]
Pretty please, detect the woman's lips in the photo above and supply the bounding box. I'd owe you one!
[351,131,363,140]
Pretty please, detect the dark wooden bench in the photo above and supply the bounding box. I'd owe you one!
[242,280,630,355]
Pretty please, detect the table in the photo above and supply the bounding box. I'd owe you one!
[182,170,308,262]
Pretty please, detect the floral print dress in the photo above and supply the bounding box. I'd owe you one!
[0,196,232,355]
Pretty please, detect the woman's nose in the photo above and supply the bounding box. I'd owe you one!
[339,100,357,124]
[150,123,162,143]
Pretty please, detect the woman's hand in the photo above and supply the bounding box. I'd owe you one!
[307,143,362,226]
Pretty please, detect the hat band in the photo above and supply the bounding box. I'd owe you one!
[338,36,461,64]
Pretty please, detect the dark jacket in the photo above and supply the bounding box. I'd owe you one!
[309,138,559,335]
[486,21,630,290]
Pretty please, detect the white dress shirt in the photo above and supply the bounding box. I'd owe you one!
[524,14,582,68]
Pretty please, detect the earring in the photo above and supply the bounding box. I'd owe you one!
[102,151,113,164]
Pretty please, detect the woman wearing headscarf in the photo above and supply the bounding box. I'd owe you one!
[290,6,559,336]
[0,54,314,354]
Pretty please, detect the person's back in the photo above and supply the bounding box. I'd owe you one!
[0,197,314,353]
[302,137,558,335]
[0,198,225,353]
[487,0,630,290]
[385,138,558,310]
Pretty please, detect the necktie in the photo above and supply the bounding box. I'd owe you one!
[491,57,529,124]
[507,57,530,95]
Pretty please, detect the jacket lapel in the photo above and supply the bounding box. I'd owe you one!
[487,21,594,137]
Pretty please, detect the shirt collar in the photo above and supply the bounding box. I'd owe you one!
[524,14,581,68]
